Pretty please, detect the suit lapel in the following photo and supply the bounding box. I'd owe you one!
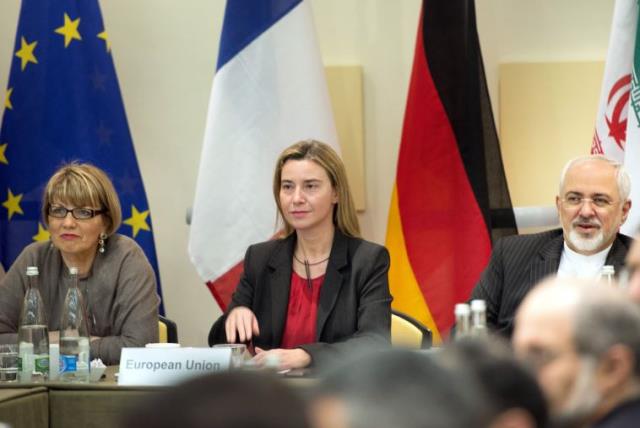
[526,232,629,292]
[316,230,347,340]
[268,235,295,347]
[530,233,564,285]
[606,234,630,275]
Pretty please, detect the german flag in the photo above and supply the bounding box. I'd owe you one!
[386,0,516,343]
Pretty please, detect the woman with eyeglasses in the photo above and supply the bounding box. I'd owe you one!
[0,162,159,364]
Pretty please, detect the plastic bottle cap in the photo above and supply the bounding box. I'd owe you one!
[19,342,34,353]
[601,265,615,275]
[470,299,486,311]
[454,303,470,315]
[26,266,39,276]
[69,267,79,275]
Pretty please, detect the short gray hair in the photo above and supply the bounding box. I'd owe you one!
[573,286,640,377]
[559,155,631,201]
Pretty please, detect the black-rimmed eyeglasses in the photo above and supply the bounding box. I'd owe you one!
[48,205,105,220]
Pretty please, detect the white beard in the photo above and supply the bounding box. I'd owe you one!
[553,357,601,428]
[567,228,605,253]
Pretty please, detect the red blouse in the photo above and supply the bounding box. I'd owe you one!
[280,270,325,349]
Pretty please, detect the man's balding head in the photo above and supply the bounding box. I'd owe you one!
[514,278,640,427]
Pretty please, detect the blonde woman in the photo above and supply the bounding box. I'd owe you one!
[0,162,159,364]
[209,140,392,370]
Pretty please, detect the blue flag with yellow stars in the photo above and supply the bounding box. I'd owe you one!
[0,0,164,313]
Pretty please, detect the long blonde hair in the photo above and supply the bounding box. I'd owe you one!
[273,140,360,238]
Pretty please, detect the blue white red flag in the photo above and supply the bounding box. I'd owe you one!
[189,0,338,309]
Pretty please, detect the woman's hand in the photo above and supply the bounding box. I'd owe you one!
[253,347,311,370]
[225,306,260,343]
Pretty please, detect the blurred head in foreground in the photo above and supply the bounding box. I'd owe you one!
[513,277,640,428]
[439,336,549,428]
[123,371,310,428]
[623,235,640,303]
[309,349,490,428]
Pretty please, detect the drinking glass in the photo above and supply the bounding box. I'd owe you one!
[214,344,247,369]
[0,344,18,382]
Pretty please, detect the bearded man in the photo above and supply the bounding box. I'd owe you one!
[470,155,633,336]
[513,277,640,428]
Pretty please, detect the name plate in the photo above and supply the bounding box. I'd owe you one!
[118,347,231,386]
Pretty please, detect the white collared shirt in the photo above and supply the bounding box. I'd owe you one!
[557,242,612,279]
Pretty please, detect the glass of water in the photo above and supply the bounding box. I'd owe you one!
[214,344,247,369]
[0,344,18,382]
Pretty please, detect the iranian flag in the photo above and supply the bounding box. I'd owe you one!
[593,0,640,235]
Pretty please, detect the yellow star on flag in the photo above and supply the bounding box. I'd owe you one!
[2,188,24,220]
[15,36,38,71]
[54,13,82,48]
[33,223,50,242]
[97,30,111,52]
[4,88,13,110]
[0,143,7,165]
[123,205,151,237]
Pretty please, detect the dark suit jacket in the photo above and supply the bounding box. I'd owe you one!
[593,397,640,428]
[208,230,392,368]
[470,229,632,337]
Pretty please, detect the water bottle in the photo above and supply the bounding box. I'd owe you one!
[470,299,488,338]
[454,303,471,340]
[600,265,615,286]
[49,343,60,381]
[17,266,49,382]
[59,267,90,383]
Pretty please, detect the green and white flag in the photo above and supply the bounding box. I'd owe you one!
[593,0,640,235]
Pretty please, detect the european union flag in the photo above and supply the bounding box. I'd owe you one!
[0,0,164,313]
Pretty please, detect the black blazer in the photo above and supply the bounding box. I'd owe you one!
[208,230,392,368]
[470,229,632,337]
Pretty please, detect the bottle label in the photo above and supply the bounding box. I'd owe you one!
[34,354,49,375]
[60,354,78,373]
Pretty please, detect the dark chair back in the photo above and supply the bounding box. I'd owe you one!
[159,315,179,344]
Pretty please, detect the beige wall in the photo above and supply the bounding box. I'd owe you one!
[500,61,605,208]
[477,0,615,207]
[0,0,617,346]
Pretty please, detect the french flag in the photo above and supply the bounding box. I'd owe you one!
[189,0,338,310]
